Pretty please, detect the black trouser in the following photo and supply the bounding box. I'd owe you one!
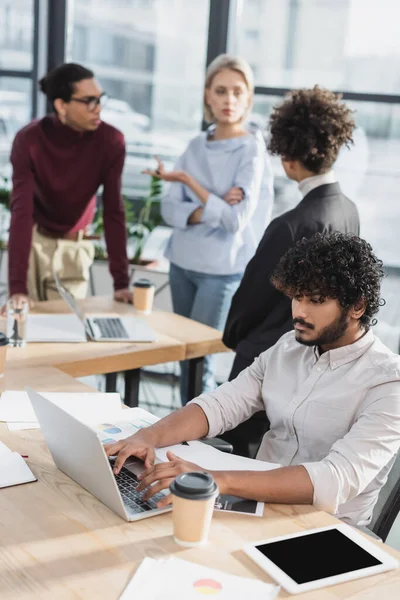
[220,352,270,458]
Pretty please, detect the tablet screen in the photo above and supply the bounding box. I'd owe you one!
[255,528,382,584]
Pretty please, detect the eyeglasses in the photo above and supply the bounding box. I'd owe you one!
[70,92,108,112]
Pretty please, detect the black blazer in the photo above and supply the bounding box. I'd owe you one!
[223,183,360,360]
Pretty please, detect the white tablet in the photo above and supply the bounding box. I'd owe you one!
[243,524,398,595]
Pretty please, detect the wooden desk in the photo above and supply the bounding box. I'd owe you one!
[22,296,227,404]
[1,367,399,599]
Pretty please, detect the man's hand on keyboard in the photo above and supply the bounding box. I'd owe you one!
[104,432,155,474]
[136,450,204,508]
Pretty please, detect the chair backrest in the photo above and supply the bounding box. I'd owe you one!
[368,451,400,541]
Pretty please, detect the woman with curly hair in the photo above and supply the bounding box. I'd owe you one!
[222,86,361,457]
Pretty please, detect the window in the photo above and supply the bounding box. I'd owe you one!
[68,0,210,198]
[245,29,259,41]
[236,0,400,94]
[0,0,34,70]
[233,1,400,272]
[250,93,400,268]
[0,77,31,172]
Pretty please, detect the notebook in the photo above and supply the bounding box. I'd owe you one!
[0,441,37,488]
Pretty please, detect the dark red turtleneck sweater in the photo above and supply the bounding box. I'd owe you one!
[8,114,130,295]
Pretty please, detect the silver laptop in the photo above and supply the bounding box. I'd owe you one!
[53,271,156,342]
[27,388,171,522]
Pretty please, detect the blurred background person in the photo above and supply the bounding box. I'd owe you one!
[7,63,131,305]
[144,54,274,404]
[222,86,359,457]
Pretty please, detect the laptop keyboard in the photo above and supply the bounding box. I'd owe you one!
[114,466,166,513]
[93,317,129,339]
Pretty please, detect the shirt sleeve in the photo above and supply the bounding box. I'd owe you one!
[8,131,35,296]
[189,349,270,437]
[223,218,294,349]
[102,132,130,291]
[302,382,400,515]
[160,153,198,230]
[200,138,266,234]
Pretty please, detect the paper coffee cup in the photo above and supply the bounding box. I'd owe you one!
[169,472,218,547]
[132,278,155,315]
[0,333,9,378]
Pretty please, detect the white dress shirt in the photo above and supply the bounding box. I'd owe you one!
[298,170,337,198]
[190,330,400,526]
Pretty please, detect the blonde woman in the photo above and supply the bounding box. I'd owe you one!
[145,54,274,404]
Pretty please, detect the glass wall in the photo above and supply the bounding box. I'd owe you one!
[68,0,210,198]
[235,0,400,267]
[0,78,31,172]
[0,0,34,181]
[236,0,400,95]
[0,0,33,70]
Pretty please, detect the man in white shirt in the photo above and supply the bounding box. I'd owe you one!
[106,232,400,527]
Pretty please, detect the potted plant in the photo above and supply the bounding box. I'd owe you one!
[128,175,163,264]
[92,175,164,264]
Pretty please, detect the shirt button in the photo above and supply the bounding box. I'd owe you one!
[316,367,322,372]
[290,431,295,436]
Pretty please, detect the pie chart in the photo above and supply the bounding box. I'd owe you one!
[193,578,223,595]
[98,423,122,435]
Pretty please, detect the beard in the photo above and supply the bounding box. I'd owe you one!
[294,309,350,347]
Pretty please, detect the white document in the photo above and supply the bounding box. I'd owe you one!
[120,556,279,600]
[91,407,280,473]
[26,314,87,342]
[0,391,122,425]
[92,408,280,517]
[7,422,41,431]
[0,441,37,488]
[93,407,159,443]
[155,441,280,473]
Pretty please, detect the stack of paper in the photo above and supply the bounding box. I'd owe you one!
[0,391,123,431]
[26,314,87,342]
[120,556,279,599]
[0,441,37,488]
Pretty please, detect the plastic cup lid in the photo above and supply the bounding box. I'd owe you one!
[169,472,218,500]
[133,278,154,288]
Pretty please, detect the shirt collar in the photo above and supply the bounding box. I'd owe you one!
[298,170,337,198]
[314,329,375,370]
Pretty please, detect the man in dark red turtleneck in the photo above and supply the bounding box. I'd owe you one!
[8,62,131,304]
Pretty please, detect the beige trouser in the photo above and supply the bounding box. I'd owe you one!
[27,227,95,301]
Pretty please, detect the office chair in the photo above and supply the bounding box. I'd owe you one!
[201,437,233,453]
[367,452,400,542]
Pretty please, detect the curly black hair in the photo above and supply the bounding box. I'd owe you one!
[268,86,355,173]
[271,232,385,327]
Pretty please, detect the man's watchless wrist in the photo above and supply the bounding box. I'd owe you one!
[210,470,229,495]
[135,425,159,447]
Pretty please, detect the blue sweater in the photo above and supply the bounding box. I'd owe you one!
[162,129,274,275]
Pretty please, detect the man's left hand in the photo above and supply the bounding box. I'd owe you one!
[114,288,132,303]
[136,451,205,508]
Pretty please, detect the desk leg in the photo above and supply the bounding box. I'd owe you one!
[124,368,141,407]
[187,357,204,401]
[105,372,118,392]
[89,264,96,296]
